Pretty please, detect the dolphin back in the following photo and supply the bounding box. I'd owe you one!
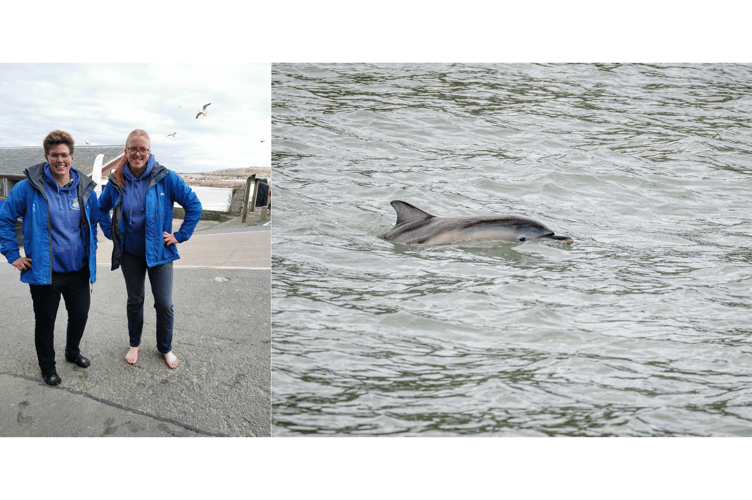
[390,200,435,226]
[382,200,436,243]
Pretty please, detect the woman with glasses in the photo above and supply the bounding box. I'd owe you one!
[98,129,201,369]
[0,130,99,386]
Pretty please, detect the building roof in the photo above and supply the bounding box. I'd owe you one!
[0,145,125,178]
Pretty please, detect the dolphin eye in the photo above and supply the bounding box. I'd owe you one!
[519,237,526,242]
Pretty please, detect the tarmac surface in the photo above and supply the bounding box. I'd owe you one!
[0,217,271,437]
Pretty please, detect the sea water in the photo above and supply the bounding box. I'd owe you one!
[190,186,233,211]
[272,63,752,436]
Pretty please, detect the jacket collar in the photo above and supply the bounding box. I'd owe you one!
[109,155,166,189]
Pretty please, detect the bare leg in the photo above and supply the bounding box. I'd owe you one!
[125,346,139,365]
[163,351,179,369]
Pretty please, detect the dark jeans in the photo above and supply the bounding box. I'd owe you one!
[120,252,174,354]
[29,267,90,376]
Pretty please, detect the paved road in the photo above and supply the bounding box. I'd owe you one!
[0,218,271,437]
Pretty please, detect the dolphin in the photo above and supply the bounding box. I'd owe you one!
[382,200,573,246]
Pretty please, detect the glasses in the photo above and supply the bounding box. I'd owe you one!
[48,153,71,160]
[127,147,150,154]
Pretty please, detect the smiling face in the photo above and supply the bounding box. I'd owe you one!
[125,135,151,172]
[44,143,74,185]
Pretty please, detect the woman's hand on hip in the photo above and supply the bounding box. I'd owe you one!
[12,257,32,271]
[163,232,178,246]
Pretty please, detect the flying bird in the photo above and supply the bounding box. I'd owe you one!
[167,132,177,137]
[85,140,90,144]
[196,103,211,119]
[261,140,265,143]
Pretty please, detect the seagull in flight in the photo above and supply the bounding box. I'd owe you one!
[167,132,177,137]
[85,140,90,144]
[196,103,211,119]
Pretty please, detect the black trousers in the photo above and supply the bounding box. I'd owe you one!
[28,267,90,375]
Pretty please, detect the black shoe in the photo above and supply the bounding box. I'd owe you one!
[66,354,91,368]
[43,372,62,386]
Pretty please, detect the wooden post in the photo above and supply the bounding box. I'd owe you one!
[241,174,255,223]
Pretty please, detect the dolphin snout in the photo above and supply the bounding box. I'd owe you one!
[545,235,573,245]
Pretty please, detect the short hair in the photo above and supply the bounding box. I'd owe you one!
[126,129,151,149]
[43,130,75,155]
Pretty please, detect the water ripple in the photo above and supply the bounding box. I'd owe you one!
[272,63,752,436]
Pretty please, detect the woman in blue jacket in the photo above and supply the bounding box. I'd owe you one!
[0,130,98,386]
[98,129,201,369]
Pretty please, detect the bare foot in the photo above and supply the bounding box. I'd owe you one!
[163,351,179,369]
[125,346,139,365]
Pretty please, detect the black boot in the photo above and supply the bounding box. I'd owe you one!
[42,370,62,386]
[65,354,91,368]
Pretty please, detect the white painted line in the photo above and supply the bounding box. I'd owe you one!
[189,231,266,237]
[175,266,270,270]
[97,264,270,270]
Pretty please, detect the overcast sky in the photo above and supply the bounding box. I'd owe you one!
[0,63,270,173]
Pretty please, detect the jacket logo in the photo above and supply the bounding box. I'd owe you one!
[70,198,81,210]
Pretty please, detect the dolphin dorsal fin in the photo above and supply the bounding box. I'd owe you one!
[391,200,435,226]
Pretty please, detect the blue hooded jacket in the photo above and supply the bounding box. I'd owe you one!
[98,156,202,269]
[0,162,99,285]
[120,156,155,256]
[43,164,87,273]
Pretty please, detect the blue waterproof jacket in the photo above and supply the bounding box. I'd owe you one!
[98,161,202,269]
[0,163,99,285]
